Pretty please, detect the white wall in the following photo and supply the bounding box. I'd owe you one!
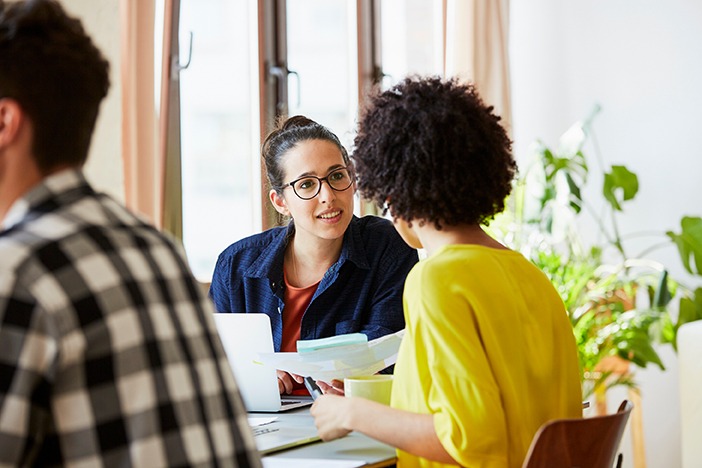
[511,1,702,467]
[60,0,124,202]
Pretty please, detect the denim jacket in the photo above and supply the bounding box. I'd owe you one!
[209,215,418,351]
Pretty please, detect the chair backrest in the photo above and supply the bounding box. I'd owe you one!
[522,400,633,468]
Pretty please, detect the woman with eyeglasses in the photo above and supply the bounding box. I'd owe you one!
[210,115,418,395]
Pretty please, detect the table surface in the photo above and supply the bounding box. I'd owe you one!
[254,408,397,467]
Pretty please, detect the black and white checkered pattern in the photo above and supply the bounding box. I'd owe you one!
[0,170,261,467]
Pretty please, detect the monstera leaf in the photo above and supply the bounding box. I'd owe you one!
[667,216,702,276]
[603,165,639,211]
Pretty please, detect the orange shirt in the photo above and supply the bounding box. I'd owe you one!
[282,271,320,394]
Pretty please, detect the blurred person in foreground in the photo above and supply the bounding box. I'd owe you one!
[0,1,260,465]
[310,76,582,468]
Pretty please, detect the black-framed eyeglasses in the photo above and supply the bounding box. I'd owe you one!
[282,166,354,200]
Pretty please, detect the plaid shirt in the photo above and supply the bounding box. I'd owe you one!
[0,170,261,468]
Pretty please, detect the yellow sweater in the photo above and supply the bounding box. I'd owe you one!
[392,245,582,468]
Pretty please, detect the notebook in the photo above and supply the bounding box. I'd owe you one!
[250,416,321,455]
[213,312,314,413]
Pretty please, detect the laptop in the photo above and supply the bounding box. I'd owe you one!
[213,312,314,413]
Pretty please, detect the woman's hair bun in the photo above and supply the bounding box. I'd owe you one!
[281,115,317,131]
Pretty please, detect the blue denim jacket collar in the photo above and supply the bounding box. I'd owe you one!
[243,216,371,286]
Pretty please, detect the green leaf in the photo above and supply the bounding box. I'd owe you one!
[565,173,583,213]
[651,312,676,347]
[652,270,672,309]
[666,216,702,276]
[603,165,639,211]
[677,288,702,330]
[542,148,557,181]
[615,332,665,370]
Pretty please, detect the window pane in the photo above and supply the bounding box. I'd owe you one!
[380,0,443,86]
[179,0,255,280]
[286,0,355,147]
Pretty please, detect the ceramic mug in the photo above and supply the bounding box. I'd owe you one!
[344,375,393,405]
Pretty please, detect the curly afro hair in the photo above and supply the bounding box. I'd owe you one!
[353,76,516,229]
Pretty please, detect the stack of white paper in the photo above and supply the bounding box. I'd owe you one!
[256,329,405,382]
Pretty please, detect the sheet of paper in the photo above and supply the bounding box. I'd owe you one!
[257,329,405,382]
[263,458,366,468]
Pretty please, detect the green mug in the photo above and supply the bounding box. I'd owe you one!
[344,375,393,405]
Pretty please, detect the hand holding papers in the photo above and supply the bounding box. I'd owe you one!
[257,329,405,382]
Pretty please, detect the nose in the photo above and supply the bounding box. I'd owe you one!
[317,179,337,203]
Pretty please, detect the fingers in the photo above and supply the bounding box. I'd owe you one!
[291,373,305,384]
[276,370,295,394]
[317,380,344,396]
[319,427,351,442]
[310,395,352,441]
[316,381,333,393]
[330,379,345,391]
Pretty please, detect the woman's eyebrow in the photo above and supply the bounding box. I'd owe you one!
[325,164,345,173]
[292,164,345,179]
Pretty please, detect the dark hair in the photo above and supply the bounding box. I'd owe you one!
[353,76,516,229]
[262,115,350,194]
[0,0,110,172]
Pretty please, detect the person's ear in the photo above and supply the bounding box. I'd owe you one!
[0,98,24,149]
[269,189,291,217]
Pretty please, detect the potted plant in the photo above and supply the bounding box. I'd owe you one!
[491,105,702,403]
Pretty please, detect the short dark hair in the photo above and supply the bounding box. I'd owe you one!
[353,76,516,229]
[0,0,110,172]
[262,115,350,194]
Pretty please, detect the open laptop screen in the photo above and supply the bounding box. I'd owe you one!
[213,313,312,412]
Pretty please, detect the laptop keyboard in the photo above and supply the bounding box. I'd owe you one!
[280,399,303,406]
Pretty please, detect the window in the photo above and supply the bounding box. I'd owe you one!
[179,0,257,279]
[379,0,443,86]
[286,0,356,147]
[175,0,447,280]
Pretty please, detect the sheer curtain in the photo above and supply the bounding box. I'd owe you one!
[444,0,512,133]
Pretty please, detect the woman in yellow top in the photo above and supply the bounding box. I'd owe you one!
[310,77,583,468]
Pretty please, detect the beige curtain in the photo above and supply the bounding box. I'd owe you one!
[444,0,512,134]
[120,0,181,237]
[120,0,163,228]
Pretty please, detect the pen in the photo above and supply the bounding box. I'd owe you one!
[304,376,323,400]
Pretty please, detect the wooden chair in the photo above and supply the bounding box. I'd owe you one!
[522,400,633,468]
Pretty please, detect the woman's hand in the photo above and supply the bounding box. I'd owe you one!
[316,379,345,396]
[277,370,303,394]
[313,396,458,464]
[310,394,354,441]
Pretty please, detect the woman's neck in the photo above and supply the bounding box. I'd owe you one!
[415,223,507,256]
[285,234,343,288]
